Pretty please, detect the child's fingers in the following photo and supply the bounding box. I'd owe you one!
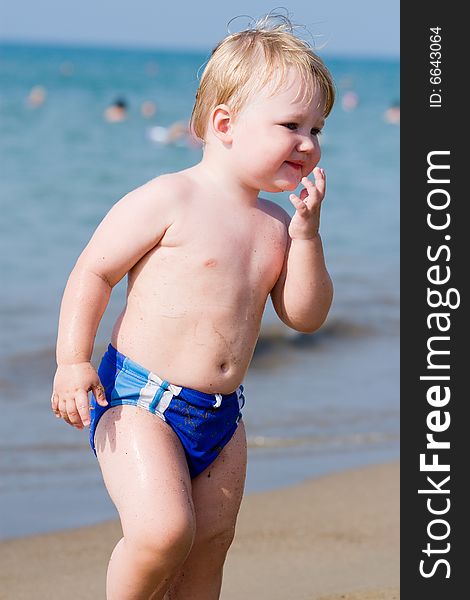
[289,192,309,213]
[75,389,91,427]
[300,177,318,202]
[299,169,326,206]
[92,381,108,407]
[58,396,72,425]
[312,167,326,198]
[66,394,85,429]
[51,391,61,417]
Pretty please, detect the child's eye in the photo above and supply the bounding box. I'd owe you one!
[282,123,322,136]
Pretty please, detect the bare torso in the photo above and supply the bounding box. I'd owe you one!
[111,170,288,394]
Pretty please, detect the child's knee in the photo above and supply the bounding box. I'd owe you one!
[196,525,236,559]
[125,515,196,568]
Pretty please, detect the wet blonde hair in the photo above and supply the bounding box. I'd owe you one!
[190,13,335,141]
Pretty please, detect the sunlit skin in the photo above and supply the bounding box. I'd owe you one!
[52,66,333,600]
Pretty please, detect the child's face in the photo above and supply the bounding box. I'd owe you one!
[231,68,325,193]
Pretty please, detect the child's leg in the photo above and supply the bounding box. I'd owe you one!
[164,420,247,600]
[95,406,197,600]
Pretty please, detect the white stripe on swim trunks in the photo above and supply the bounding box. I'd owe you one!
[157,388,179,416]
[137,378,160,411]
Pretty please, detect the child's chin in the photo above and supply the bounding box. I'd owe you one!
[274,180,298,192]
[261,177,299,193]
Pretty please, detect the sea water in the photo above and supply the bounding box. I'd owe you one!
[0,43,399,538]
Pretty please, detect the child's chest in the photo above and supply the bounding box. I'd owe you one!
[159,205,287,289]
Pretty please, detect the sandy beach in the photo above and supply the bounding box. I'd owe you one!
[0,461,398,599]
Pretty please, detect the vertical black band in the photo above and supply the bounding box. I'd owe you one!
[401,5,467,597]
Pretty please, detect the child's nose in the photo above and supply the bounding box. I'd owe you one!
[296,133,316,153]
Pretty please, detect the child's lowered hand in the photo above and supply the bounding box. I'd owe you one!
[51,362,108,429]
[288,167,326,240]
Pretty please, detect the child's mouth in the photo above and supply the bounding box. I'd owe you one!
[284,161,303,173]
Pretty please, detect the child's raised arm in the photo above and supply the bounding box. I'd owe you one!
[52,177,175,429]
[270,168,333,333]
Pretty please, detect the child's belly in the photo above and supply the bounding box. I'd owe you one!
[110,258,273,394]
[112,307,263,394]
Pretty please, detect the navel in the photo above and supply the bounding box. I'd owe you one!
[204,258,217,268]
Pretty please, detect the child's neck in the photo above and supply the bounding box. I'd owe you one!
[194,149,260,207]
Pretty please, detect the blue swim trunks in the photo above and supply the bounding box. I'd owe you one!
[89,344,245,478]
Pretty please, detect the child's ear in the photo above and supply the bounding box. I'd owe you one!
[210,104,233,143]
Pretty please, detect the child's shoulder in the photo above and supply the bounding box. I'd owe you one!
[258,196,290,228]
[126,171,191,204]
[113,172,192,221]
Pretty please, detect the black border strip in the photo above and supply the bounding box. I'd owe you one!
[401,5,467,597]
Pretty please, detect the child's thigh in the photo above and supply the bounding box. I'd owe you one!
[191,420,247,539]
[95,406,194,535]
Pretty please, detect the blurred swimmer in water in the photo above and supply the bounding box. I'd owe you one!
[384,101,400,124]
[104,98,128,122]
[141,100,157,118]
[341,90,358,112]
[147,120,202,149]
[26,85,46,108]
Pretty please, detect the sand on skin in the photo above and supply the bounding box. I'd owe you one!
[0,461,399,600]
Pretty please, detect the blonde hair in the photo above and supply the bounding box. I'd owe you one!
[190,14,335,141]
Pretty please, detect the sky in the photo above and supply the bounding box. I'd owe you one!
[0,0,399,58]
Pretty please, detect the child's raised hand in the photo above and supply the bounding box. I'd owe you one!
[288,167,326,240]
[51,362,108,429]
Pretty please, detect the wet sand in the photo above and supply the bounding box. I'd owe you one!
[0,461,399,600]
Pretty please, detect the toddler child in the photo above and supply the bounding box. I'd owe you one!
[52,14,335,600]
